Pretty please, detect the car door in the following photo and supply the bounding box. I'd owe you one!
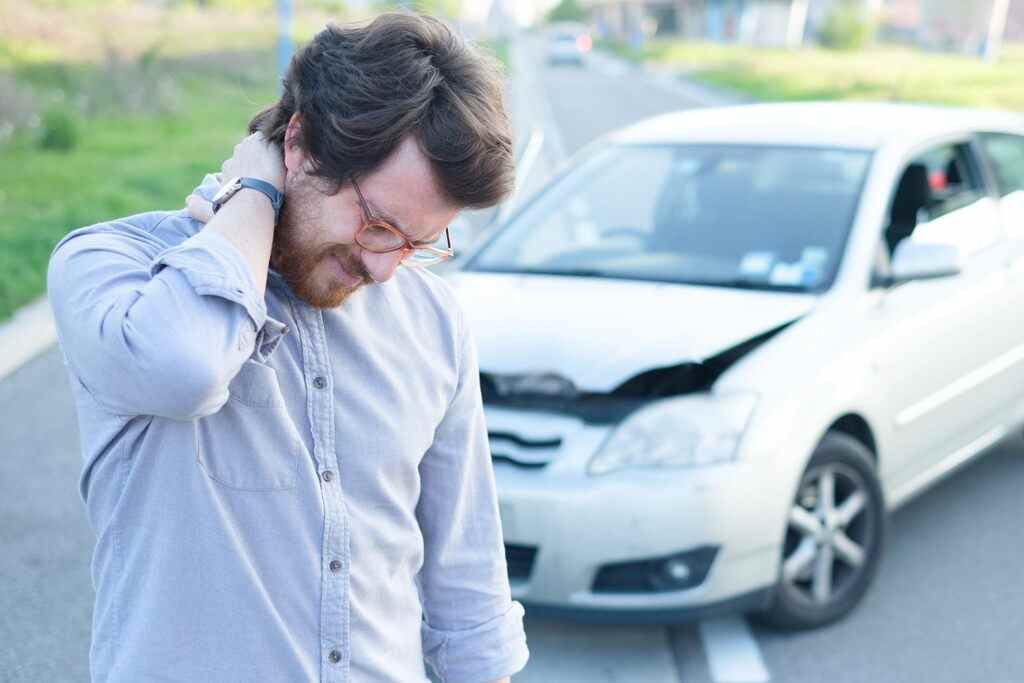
[870,140,1011,490]
[977,131,1024,412]
[979,130,1024,295]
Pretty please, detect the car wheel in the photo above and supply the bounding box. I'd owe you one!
[758,432,886,630]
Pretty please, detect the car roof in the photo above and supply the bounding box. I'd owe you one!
[610,101,1024,150]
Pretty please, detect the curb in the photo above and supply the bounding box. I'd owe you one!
[0,295,57,382]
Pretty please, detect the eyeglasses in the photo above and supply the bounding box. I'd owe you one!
[350,176,454,268]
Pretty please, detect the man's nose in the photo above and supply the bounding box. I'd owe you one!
[362,248,408,283]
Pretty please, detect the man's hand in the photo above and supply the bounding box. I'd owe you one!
[185,177,217,223]
[186,131,285,224]
[186,132,285,297]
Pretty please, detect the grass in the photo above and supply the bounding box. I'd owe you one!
[479,37,511,71]
[598,38,1024,111]
[0,2,510,323]
[0,53,281,323]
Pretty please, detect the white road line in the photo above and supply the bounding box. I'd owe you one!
[0,295,56,382]
[698,616,771,683]
[514,36,568,164]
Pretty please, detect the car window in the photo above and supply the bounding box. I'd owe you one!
[496,146,673,267]
[916,144,983,219]
[979,133,1024,197]
[885,142,997,256]
[467,144,871,292]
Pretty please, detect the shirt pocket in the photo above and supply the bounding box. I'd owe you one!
[195,358,302,491]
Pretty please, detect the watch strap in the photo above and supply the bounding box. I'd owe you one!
[212,176,284,224]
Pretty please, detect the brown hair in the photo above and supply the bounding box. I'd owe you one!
[248,12,513,209]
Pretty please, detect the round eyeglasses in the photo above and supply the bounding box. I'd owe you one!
[350,176,454,268]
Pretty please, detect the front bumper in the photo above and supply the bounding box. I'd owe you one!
[495,458,785,622]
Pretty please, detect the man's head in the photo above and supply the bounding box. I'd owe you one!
[248,12,514,309]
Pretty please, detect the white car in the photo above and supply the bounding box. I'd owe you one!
[546,24,591,66]
[444,102,1024,628]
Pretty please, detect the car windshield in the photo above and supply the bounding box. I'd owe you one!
[467,143,871,292]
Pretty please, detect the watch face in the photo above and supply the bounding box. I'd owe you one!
[212,177,242,206]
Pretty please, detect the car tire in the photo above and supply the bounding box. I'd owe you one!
[756,431,886,630]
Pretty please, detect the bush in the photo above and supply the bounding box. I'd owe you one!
[38,107,77,151]
[546,0,586,24]
[818,0,875,51]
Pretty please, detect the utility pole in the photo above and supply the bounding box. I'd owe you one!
[985,0,1011,63]
[786,0,810,48]
[277,0,293,87]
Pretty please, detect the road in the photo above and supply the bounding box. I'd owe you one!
[3,32,1024,683]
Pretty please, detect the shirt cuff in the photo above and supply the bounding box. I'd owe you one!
[149,228,267,331]
[422,601,529,683]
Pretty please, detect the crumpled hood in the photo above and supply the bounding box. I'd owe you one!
[446,271,817,393]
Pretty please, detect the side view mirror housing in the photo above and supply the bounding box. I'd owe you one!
[878,240,963,287]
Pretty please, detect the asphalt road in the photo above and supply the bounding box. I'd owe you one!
[4,33,1024,683]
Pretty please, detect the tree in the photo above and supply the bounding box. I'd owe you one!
[546,0,586,24]
[818,0,875,50]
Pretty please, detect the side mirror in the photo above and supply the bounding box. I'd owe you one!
[884,240,963,286]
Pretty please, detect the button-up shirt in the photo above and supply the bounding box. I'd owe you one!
[45,172,529,683]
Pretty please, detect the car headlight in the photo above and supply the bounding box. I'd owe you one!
[587,391,759,476]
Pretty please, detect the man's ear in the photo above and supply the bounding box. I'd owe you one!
[283,112,306,175]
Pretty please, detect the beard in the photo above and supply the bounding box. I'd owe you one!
[269,174,373,309]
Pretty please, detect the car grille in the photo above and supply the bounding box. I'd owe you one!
[505,544,538,581]
[489,431,562,468]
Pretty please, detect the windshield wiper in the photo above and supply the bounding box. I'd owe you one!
[697,277,809,293]
[493,266,611,279]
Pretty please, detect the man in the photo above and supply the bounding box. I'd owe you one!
[46,13,528,683]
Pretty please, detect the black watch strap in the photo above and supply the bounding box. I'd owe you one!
[212,177,284,224]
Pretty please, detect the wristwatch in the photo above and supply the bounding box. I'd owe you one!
[211,176,284,224]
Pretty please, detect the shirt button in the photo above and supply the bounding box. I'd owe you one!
[329,559,341,573]
[313,376,327,389]
[328,649,341,663]
[321,470,334,482]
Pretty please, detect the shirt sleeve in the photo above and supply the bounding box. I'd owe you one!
[46,219,270,421]
[416,304,529,683]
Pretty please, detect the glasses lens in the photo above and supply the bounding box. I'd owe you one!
[401,249,447,267]
[358,222,406,252]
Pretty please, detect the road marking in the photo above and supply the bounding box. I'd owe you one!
[0,295,56,382]
[698,616,771,683]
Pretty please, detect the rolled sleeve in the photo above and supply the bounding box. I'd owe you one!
[422,601,529,683]
[46,216,271,420]
[417,303,529,683]
[149,227,267,332]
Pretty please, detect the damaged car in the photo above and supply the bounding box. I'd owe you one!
[443,102,1024,629]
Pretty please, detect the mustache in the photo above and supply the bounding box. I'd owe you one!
[327,247,372,283]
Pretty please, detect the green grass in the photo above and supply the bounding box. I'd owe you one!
[0,2,507,323]
[0,52,280,322]
[598,38,1024,111]
[477,37,510,72]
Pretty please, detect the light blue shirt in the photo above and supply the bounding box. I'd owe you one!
[45,173,529,683]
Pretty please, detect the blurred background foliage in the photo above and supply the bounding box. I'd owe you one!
[0,0,488,322]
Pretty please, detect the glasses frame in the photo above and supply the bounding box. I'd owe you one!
[350,176,454,268]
